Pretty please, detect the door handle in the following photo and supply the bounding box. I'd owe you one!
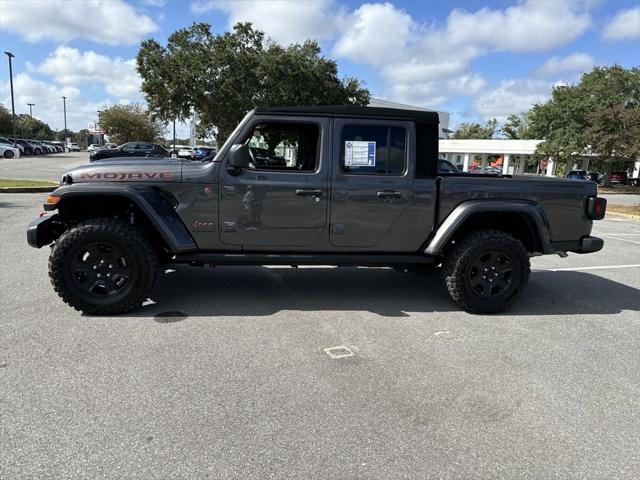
[376,190,402,199]
[295,189,323,197]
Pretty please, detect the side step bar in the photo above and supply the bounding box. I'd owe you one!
[171,252,436,267]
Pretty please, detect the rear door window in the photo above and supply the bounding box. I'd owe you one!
[340,125,406,175]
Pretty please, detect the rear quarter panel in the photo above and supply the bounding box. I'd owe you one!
[438,175,597,242]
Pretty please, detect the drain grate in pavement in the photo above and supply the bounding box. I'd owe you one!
[323,345,355,359]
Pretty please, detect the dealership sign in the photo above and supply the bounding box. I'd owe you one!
[88,122,105,134]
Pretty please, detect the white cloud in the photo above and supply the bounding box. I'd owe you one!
[0,0,157,45]
[429,1,591,54]
[535,53,595,77]
[474,79,551,120]
[446,75,487,95]
[332,3,414,66]
[35,47,142,100]
[602,7,640,41]
[142,0,166,6]
[331,0,591,109]
[385,82,447,107]
[191,0,340,44]
[0,73,109,132]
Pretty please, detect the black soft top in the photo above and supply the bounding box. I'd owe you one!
[254,105,440,124]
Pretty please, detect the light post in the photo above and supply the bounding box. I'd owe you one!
[61,96,67,150]
[27,103,35,117]
[97,110,102,147]
[173,118,177,158]
[4,51,17,146]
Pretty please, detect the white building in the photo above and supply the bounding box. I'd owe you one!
[439,139,546,175]
[369,100,640,178]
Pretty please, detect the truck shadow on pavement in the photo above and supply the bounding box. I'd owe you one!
[137,266,640,318]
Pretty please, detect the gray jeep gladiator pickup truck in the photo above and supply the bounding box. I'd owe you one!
[27,106,606,315]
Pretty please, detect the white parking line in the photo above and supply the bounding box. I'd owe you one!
[599,233,640,236]
[538,264,640,272]
[602,236,640,245]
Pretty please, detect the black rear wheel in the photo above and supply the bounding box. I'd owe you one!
[4,149,14,158]
[443,229,530,313]
[49,218,159,315]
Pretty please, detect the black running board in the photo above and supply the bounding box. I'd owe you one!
[171,252,435,267]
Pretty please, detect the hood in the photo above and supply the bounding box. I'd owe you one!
[63,157,183,184]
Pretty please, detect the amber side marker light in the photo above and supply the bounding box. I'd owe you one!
[45,194,60,205]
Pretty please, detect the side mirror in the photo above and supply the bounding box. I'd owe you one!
[228,144,251,173]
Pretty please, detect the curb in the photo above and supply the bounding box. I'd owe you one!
[0,186,57,193]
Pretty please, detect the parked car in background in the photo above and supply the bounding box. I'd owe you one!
[87,144,99,152]
[31,140,56,154]
[0,145,20,158]
[0,137,25,155]
[566,170,590,181]
[10,139,37,155]
[193,147,217,160]
[588,172,604,185]
[89,141,169,161]
[178,146,195,158]
[608,171,628,185]
[50,141,64,152]
[105,143,118,149]
[438,158,459,173]
[68,143,81,152]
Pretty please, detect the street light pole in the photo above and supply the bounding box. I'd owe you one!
[97,110,102,147]
[27,103,35,117]
[4,51,17,146]
[61,96,67,131]
[61,96,67,150]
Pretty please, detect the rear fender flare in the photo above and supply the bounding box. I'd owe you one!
[424,200,553,255]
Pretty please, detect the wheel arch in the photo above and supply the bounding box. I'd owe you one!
[424,200,554,255]
[44,185,196,254]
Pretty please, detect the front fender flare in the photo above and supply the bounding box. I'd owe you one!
[424,200,554,255]
[44,184,197,253]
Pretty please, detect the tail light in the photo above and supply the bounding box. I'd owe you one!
[587,197,606,220]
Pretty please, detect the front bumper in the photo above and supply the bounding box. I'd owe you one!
[27,214,61,248]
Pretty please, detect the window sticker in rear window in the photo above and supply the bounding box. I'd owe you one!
[344,141,376,167]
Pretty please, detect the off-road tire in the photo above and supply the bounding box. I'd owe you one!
[442,229,530,314]
[4,149,14,158]
[49,218,159,315]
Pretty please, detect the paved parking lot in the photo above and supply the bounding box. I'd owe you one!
[0,151,88,181]
[1,193,639,479]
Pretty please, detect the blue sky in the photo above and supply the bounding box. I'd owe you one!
[1,0,638,137]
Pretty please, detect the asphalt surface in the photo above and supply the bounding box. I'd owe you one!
[2,194,640,479]
[600,193,640,206]
[0,151,87,181]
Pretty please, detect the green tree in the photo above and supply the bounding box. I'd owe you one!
[57,129,76,142]
[0,104,13,135]
[501,113,534,139]
[16,114,54,139]
[453,118,497,139]
[529,65,640,163]
[137,22,370,143]
[99,104,165,144]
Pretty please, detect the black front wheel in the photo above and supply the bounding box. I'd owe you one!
[49,219,159,315]
[4,149,14,158]
[442,229,530,314]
